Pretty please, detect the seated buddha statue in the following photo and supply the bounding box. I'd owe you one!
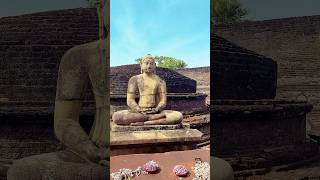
[112,54,183,126]
[7,0,109,179]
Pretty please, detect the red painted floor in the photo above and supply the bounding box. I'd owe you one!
[110,149,209,180]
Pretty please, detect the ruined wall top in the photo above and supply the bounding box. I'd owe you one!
[110,64,197,94]
[211,33,277,100]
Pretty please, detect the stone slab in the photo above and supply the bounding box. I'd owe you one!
[111,122,190,132]
[110,129,203,146]
[110,149,210,180]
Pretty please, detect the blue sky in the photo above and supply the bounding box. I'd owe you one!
[110,0,210,67]
[1,1,319,67]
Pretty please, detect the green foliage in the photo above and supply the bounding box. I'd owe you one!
[135,56,187,69]
[211,0,248,25]
[86,0,98,8]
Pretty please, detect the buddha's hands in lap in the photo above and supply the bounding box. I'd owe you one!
[82,143,109,166]
[149,107,160,114]
[139,107,159,114]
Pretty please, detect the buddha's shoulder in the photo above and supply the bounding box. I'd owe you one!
[64,40,106,55]
[153,75,165,83]
[128,74,141,82]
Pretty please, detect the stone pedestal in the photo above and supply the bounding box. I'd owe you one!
[212,100,318,172]
[110,123,203,156]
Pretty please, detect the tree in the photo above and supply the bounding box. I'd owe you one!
[211,0,248,25]
[135,56,187,69]
[86,0,98,8]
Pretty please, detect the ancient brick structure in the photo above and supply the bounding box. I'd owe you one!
[0,9,208,175]
[211,33,277,100]
[0,8,99,116]
[176,67,210,87]
[0,9,99,178]
[211,33,317,174]
[213,100,310,152]
[176,67,210,102]
[214,15,320,132]
[110,64,197,94]
[110,65,208,115]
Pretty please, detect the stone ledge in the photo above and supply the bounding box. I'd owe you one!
[111,129,203,146]
[211,100,313,117]
[0,100,95,116]
[111,122,190,132]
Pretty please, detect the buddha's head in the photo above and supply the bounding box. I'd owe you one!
[140,54,156,74]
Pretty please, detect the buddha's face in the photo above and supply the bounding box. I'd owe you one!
[141,58,156,74]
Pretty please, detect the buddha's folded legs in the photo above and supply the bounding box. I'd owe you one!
[143,110,183,125]
[113,110,183,125]
[7,150,108,180]
[112,110,149,125]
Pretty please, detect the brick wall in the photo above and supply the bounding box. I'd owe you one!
[0,8,99,166]
[214,15,320,130]
[177,67,210,103]
[0,8,99,109]
[211,33,277,100]
[176,67,210,87]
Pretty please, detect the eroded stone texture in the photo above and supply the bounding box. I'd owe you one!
[110,129,203,156]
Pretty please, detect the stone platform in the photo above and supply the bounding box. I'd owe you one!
[212,100,318,172]
[110,123,203,156]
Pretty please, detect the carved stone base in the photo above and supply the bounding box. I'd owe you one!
[110,128,203,156]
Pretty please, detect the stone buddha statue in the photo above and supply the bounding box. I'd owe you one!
[7,0,109,179]
[112,54,183,126]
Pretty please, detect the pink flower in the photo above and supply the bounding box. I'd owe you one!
[143,161,159,173]
[173,165,189,177]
